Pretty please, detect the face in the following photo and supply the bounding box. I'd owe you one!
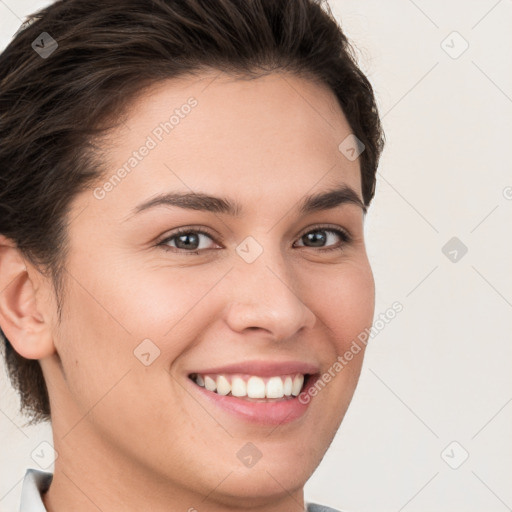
[39,71,375,507]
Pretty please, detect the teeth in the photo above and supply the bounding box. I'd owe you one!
[216,375,230,395]
[283,376,293,396]
[266,376,284,398]
[292,375,304,396]
[204,376,216,392]
[247,376,266,398]
[231,377,247,397]
[191,372,308,399]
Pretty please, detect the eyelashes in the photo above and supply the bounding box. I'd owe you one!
[295,226,351,252]
[157,228,218,254]
[156,224,353,255]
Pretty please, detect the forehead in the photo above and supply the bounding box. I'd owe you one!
[84,71,362,220]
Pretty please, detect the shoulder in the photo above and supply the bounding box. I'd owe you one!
[19,468,53,511]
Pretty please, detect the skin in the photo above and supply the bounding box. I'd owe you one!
[0,70,375,512]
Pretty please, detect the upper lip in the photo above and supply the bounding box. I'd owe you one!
[189,360,320,377]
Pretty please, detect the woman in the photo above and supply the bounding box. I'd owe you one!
[0,0,384,510]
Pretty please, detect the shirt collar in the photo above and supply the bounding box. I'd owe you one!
[19,468,52,512]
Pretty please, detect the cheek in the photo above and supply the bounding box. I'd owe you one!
[291,260,374,453]
[308,258,375,348]
[303,258,374,409]
[100,261,220,339]
[53,282,137,414]
[52,270,191,449]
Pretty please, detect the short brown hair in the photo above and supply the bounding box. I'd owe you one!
[0,0,385,424]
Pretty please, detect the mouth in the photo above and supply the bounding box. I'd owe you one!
[188,372,312,401]
[186,370,320,425]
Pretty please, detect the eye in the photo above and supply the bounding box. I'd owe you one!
[157,227,218,254]
[157,225,352,255]
[294,225,352,252]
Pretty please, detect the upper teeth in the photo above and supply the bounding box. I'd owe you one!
[192,373,305,399]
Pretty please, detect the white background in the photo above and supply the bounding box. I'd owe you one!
[1,1,511,511]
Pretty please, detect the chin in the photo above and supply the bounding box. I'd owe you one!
[208,469,309,508]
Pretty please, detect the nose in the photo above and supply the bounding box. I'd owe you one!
[223,247,317,341]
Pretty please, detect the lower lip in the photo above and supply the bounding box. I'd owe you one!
[187,374,319,426]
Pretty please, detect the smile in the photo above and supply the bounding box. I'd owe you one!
[189,372,308,400]
[187,366,320,425]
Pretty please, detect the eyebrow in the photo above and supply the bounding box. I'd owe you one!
[124,184,366,222]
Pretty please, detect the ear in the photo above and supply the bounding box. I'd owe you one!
[0,234,56,359]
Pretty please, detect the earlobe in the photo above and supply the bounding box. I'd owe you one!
[0,235,56,360]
